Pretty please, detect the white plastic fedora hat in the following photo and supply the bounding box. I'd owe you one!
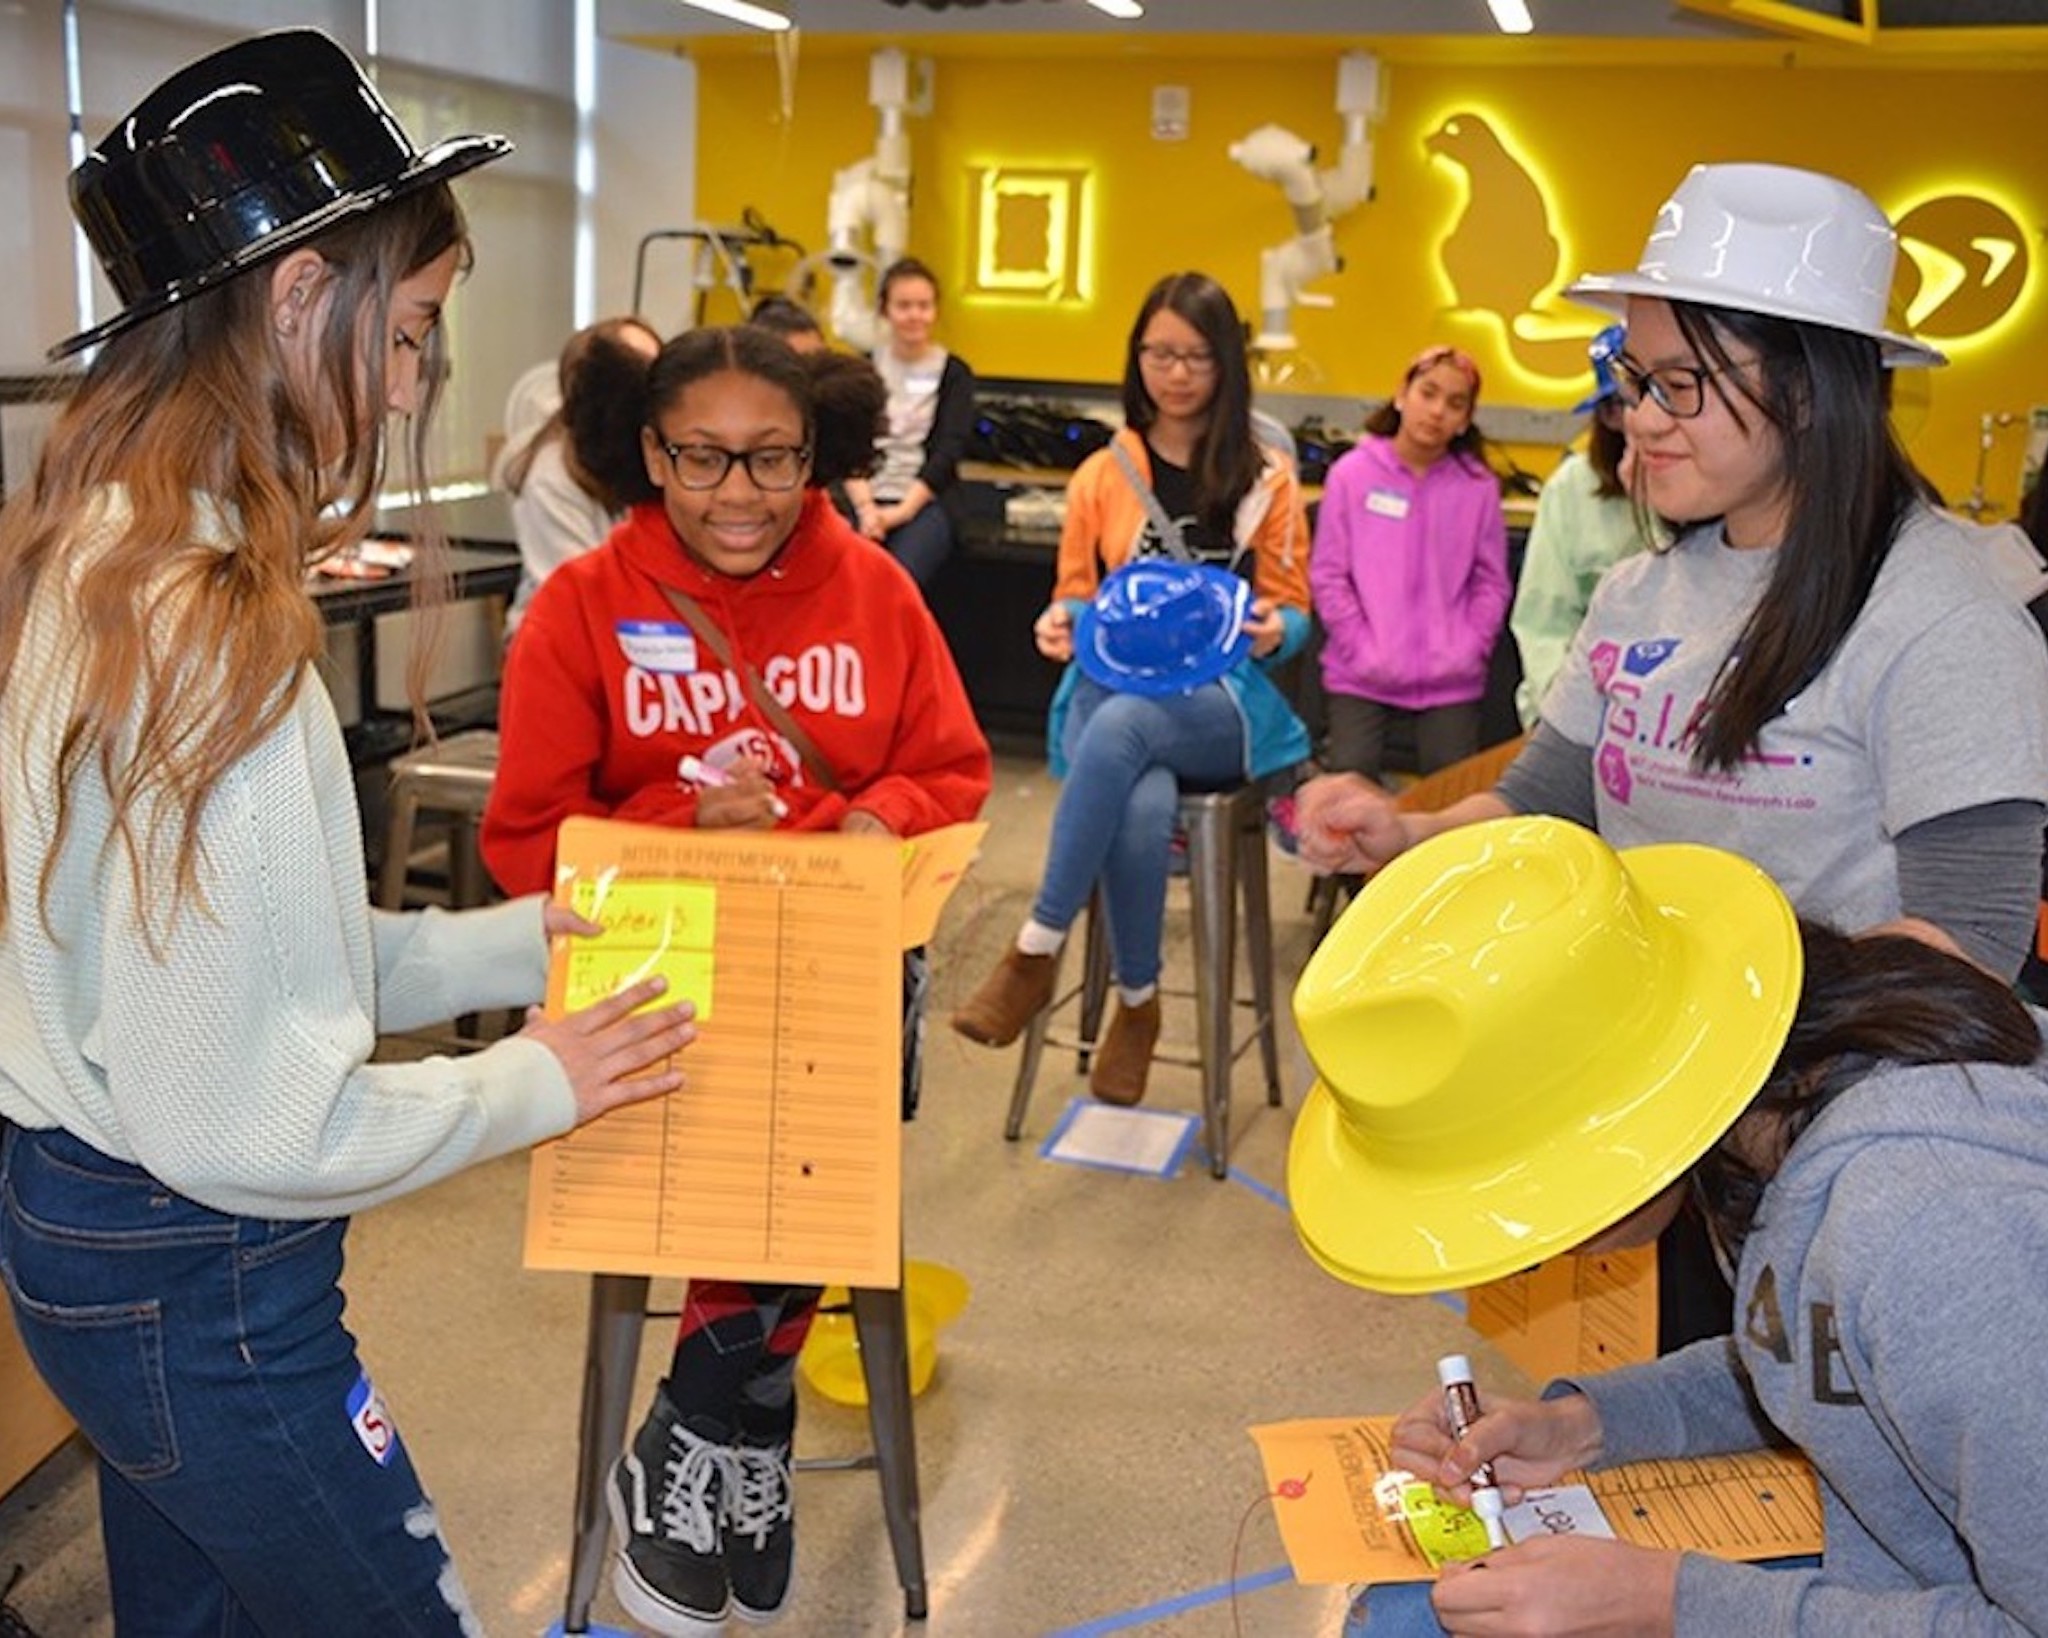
[1565,162,1943,368]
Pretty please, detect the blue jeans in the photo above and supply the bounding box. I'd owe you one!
[1034,676,1247,990]
[882,503,955,588]
[0,1123,475,1636]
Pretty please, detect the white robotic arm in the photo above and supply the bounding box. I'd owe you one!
[1253,229,1340,354]
[1230,53,1382,356]
[816,48,916,353]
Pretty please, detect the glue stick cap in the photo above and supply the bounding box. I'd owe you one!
[1471,1486,1508,1548]
[1436,1354,1474,1390]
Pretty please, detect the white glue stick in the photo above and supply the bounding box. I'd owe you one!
[1436,1353,1509,1550]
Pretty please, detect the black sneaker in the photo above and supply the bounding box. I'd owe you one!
[607,1388,731,1634]
[722,1438,795,1624]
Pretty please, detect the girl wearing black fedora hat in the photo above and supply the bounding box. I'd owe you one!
[0,30,696,1633]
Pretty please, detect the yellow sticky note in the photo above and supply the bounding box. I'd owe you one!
[1398,1481,1495,1567]
[564,877,718,1019]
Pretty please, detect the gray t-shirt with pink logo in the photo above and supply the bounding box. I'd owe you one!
[1539,502,2048,936]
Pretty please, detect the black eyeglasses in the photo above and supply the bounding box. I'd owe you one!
[655,440,811,491]
[1136,344,1218,376]
[1609,357,1736,420]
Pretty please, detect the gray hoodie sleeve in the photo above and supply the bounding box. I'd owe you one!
[1550,1335,1774,1465]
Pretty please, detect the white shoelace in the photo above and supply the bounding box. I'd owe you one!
[658,1424,726,1552]
[722,1443,792,1547]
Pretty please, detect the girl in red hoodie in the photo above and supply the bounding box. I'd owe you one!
[483,327,989,1636]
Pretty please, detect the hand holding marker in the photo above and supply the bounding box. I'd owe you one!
[679,753,788,819]
[1437,1353,1509,1550]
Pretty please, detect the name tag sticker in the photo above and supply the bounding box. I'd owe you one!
[1365,487,1411,520]
[905,370,942,397]
[616,620,698,673]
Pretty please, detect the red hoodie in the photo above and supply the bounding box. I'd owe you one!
[482,491,992,897]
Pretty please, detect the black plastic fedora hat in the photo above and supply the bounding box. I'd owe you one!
[52,28,511,360]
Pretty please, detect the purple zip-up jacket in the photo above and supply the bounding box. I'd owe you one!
[1310,435,1511,710]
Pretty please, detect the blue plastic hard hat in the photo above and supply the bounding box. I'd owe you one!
[1571,324,1628,415]
[1073,560,1252,698]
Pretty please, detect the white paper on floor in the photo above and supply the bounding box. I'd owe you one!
[1040,1097,1200,1177]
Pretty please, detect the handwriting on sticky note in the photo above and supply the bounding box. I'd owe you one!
[1399,1481,1495,1567]
[564,878,717,1019]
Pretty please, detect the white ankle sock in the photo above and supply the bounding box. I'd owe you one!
[1118,983,1157,1008]
[1017,921,1065,958]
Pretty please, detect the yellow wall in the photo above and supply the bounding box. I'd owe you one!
[690,42,2048,512]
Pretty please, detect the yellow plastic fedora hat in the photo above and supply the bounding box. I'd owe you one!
[1287,816,1801,1295]
[797,1261,970,1407]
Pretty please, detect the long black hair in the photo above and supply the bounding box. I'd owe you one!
[614,325,883,509]
[1121,271,1265,543]
[1665,303,1940,773]
[1694,920,2041,1262]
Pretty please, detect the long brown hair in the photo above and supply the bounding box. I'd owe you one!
[1695,921,2041,1262]
[0,184,468,936]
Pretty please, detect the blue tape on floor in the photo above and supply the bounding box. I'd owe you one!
[1044,1562,1294,1636]
[539,1623,635,1637]
[1226,1164,1289,1210]
[1219,1160,1465,1318]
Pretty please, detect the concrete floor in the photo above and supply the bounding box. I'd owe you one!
[0,752,1536,1637]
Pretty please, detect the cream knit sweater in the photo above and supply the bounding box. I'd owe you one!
[0,491,574,1218]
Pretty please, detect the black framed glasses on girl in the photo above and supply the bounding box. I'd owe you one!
[656,440,811,491]
[1609,357,1734,420]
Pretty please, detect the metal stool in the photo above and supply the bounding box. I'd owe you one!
[376,729,500,911]
[1002,782,1283,1179]
[560,1273,928,1630]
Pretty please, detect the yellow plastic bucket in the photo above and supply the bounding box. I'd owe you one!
[798,1260,970,1407]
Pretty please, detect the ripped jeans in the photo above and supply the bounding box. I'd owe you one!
[0,1123,476,1636]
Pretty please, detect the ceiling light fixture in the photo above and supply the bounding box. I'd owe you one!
[672,0,792,30]
[1084,0,1146,19]
[1486,0,1534,32]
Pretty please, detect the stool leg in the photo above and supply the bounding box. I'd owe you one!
[1239,813,1282,1106]
[850,1285,929,1621]
[562,1274,653,1633]
[1077,891,1111,1072]
[377,788,420,912]
[450,814,488,910]
[1182,800,1238,1180]
[1004,994,1054,1142]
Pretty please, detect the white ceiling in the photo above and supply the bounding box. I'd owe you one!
[597,0,1771,43]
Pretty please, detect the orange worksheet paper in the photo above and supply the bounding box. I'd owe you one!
[1466,1244,1659,1383]
[1248,1415,1823,1585]
[899,821,988,948]
[523,816,911,1289]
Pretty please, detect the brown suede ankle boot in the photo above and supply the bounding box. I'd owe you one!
[950,947,1059,1047]
[1089,997,1161,1107]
